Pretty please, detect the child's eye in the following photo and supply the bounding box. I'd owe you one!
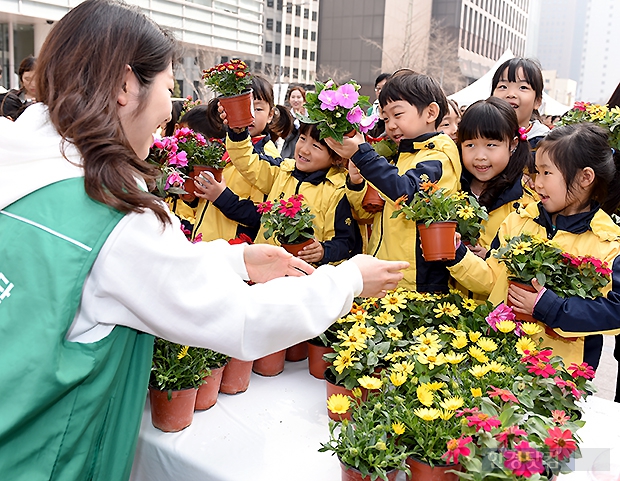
[463,143,474,148]
[299,135,306,142]
[487,142,498,147]
[313,143,323,150]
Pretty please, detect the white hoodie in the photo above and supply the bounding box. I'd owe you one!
[0,104,362,360]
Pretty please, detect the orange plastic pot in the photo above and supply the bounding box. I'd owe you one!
[219,90,254,129]
[149,387,197,432]
[252,349,286,376]
[406,456,461,481]
[181,165,223,202]
[307,340,334,379]
[279,236,314,257]
[325,369,367,421]
[219,357,253,394]
[340,461,399,481]
[195,365,226,411]
[417,221,457,261]
[286,341,308,362]
[506,280,537,323]
[362,185,385,213]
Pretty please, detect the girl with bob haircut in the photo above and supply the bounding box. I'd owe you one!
[0,0,407,478]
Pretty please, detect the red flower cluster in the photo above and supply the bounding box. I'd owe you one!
[544,427,577,461]
[278,194,304,218]
[568,362,596,379]
[465,412,502,432]
[560,252,612,276]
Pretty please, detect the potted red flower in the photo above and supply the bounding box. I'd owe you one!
[202,59,253,128]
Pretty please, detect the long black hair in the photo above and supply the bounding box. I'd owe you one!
[457,97,531,209]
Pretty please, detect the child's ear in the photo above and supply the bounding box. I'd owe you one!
[510,137,519,153]
[579,166,595,189]
[425,102,440,125]
[267,107,275,125]
[533,96,543,111]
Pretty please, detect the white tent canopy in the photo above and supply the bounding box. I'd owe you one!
[449,50,572,116]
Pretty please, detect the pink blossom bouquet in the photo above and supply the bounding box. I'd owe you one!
[299,79,378,142]
[257,193,315,244]
[147,136,189,198]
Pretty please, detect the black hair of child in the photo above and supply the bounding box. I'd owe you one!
[375,72,391,87]
[538,122,620,215]
[180,102,225,139]
[457,97,531,210]
[378,72,448,129]
[491,57,544,119]
[269,105,294,142]
[163,100,185,137]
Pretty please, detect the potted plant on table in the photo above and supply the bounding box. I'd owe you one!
[202,59,253,128]
[299,79,378,143]
[391,176,488,261]
[257,193,316,256]
[195,348,229,411]
[149,338,209,432]
[492,232,611,322]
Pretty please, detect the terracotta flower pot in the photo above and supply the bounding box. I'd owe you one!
[406,456,461,481]
[181,165,224,202]
[219,90,254,129]
[149,386,197,432]
[362,185,385,213]
[307,340,334,379]
[252,349,286,376]
[417,221,457,261]
[286,341,308,362]
[506,280,537,324]
[195,365,226,411]
[340,461,399,481]
[324,369,367,421]
[279,236,314,257]
[219,357,253,394]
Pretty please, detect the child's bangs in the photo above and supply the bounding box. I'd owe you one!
[299,122,323,143]
[251,76,274,106]
[458,102,510,143]
[497,58,543,97]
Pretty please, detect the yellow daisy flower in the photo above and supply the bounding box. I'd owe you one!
[511,241,532,255]
[380,292,408,312]
[417,385,434,407]
[468,331,482,342]
[469,364,490,378]
[384,350,407,362]
[414,407,441,421]
[333,350,359,374]
[468,345,489,363]
[385,327,404,340]
[412,326,429,337]
[389,371,407,386]
[326,394,350,414]
[461,298,478,312]
[476,337,498,352]
[433,302,461,319]
[471,387,482,397]
[515,337,538,355]
[391,360,415,375]
[417,352,446,369]
[495,320,516,333]
[439,396,464,411]
[351,387,363,399]
[417,332,442,350]
[439,409,455,420]
[444,351,466,364]
[412,343,439,357]
[357,375,383,390]
[520,322,543,336]
[338,330,367,351]
[487,360,507,373]
[374,311,395,325]
[345,310,369,324]
[451,335,468,349]
[392,422,406,435]
[456,205,475,220]
[424,381,447,391]
[177,345,189,360]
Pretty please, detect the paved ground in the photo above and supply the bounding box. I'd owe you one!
[592,335,618,401]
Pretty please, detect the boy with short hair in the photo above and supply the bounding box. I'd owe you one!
[327,72,461,292]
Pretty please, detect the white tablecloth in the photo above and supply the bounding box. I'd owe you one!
[130,359,620,481]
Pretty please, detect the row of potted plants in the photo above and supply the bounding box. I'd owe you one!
[318,289,595,481]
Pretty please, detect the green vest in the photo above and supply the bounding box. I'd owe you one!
[0,178,154,481]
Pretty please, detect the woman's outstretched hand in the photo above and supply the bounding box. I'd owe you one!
[350,255,408,298]
[243,244,315,282]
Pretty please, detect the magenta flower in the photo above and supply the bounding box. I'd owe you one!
[551,410,570,425]
[503,441,545,477]
[466,412,502,432]
[346,106,363,125]
[568,362,596,379]
[152,139,166,150]
[526,361,557,378]
[574,101,587,111]
[496,425,528,447]
[324,79,334,89]
[359,113,378,133]
[169,151,188,167]
[257,201,273,214]
[545,427,577,461]
[486,303,515,331]
[442,436,472,464]
[165,171,184,190]
[554,377,583,399]
[334,83,359,109]
[278,197,302,217]
[318,89,339,111]
[487,386,519,403]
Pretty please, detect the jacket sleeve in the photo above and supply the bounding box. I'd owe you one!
[350,142,443,202]
[212,187,261,229]
[534,255,620,336]
[446,243,503,296]
[345,176,375,222]
[226,129,279,195]
[320,194,362,265]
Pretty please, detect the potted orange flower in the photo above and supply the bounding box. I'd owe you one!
[202,59,253,128]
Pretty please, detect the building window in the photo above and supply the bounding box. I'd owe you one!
[286,23,291,35]
[311,31,316,41]
[285,45,291,56]
[303,28,308,39]
[293,68,299,79]
[312,11,317,21]
[310,51,315,61]
[304,8,309,18]
[265,63,272,75]
[301,69,307,80]
[295,4,301,15]
[277,0,282,10]
[220,56,229,63]
[265,41,273,53]
[276,20,281,33]
[295,26,300,37]
[267,0,273,7]
[284,66,290,77]
[286,3,292,13]
[302,49,307,59]
[293,47,299,58]
[266,18,273,30]
[254,61,262,73]
[275,43,281,54]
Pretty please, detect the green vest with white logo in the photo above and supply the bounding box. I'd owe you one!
[0,178,154,481]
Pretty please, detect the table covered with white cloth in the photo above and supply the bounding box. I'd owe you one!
[130,359,620,481]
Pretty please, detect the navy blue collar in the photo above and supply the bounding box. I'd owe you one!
[292,167,330,185]
[397,132,440,154]
[461,172,525,211]
[534,202,600,237]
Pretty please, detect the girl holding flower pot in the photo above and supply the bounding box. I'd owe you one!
[0,0,411,477]
[192,76,292,243]
[448,122,620,370]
